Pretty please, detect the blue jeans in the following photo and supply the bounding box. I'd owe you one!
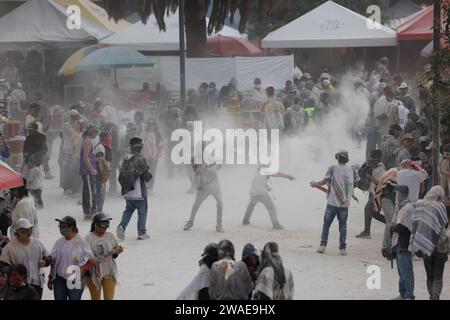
[53,275,84,300]
[119,198,148,235]
[320,205,348,249]
[396,250,415,299]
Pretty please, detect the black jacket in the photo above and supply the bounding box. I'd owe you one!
[118,153,152,197]
[394,224,411,251]
[23,132,47,164]
[4,284,39,300]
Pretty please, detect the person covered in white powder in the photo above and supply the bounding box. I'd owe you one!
[183,153,224,233]
[177,243,219,300]
[310,150,359,256]
[242,166,295,230]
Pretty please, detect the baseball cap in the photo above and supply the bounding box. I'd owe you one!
[398,82,408,89]
[320,73,331,80]
[55,216,77,227]
[424,64,432,72]
[17,218,33,229]
[401,133,414,141]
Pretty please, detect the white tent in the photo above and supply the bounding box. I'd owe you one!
[0,0,113,50]
[262,1,397,48]
[101,11,245,51]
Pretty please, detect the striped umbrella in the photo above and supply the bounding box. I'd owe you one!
[58,43,110,77]
[0,160,24,190]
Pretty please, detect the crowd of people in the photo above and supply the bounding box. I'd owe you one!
[177,240,294,300]
[0,53,448,300]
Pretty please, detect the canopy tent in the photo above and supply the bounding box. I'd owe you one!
[385,0,423,29]
[52,0,130,33]
[101,10,245,51]
[0,0,116,50]
[261,1,397,48]
[396,5,434,41]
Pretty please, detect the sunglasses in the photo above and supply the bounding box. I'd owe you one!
[95,221,110,229]
[17,228,32,235]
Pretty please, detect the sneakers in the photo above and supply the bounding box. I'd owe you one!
[83,214,93,221]
[316,246,326,254]
[137,234,150,240]
[44,172,54,180]
[183,221,193,231]
[272,224,284,230]
[242,220,250,226]
[216,224,225,233]
[116,225,125,240]
[340,249,347,256]
[391,295,404,300]
[355,231,371,239]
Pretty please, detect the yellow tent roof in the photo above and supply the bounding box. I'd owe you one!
[53,0,130,33]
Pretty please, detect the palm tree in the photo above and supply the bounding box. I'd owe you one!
[102,0,278,57]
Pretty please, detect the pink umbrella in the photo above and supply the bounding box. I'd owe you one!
[0,161,24,190]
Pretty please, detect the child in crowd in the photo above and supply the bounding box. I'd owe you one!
[22,157,44,209]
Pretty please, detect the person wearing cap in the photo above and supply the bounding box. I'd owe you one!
[0,218,50,299]
[85,213,123,300]
[253,242,294,300]
[310,74,333,107]
[394,134,414,168]
[117,137,152,241]
[397,82,416,112]
[310,150,360,256]
[209,240,253,300]
[177,243,219,300]
[380,124,403,170]
[80,122,100,221]
[242,166,295,230]
[10,184,38,239]
[284,96,308,136]
[48,216,93,300]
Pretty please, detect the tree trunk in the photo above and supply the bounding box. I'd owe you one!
[184,1,207,58]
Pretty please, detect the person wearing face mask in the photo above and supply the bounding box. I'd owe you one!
[48,216,93,300]
[0,218,51,299]
[80,122,100,221]
[116,137,152,241]
[85,213,123,300]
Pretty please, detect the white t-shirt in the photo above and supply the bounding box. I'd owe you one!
[250,173,270,197]
[85,232,119,289]
[0,237,49,286]
[50,234,93,280]
[396,169,428,203]
[117,111,135,128]
[324,164,359,208]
